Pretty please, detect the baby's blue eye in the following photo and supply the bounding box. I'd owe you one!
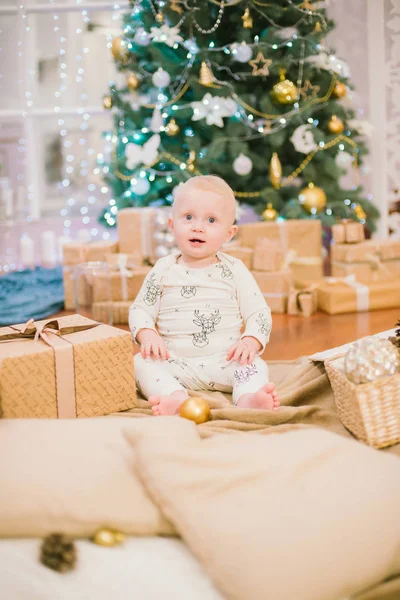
[185,214,192,220]
[208,217,215,223]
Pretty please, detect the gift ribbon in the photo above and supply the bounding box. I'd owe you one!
[0,318,99,418]
[282,249,323,270]
[140,208,157,259]
[116,254,133,301]
[325,274,370,311]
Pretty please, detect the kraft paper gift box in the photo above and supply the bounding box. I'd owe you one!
[222,245,254,269]
[93,301,131,325]
[0,314,137,419]
[105,251,142,269]
[252,238,284,272]
[331,221,365,244]
[92,267,151,302]
[62,240,118,267]
[287,287,318,317]
[251,269,293,313]
[331,240,400,280]
[117,207,157,264]
[63,266,75,310]
[310,275,400,315]
[238,220,323,282]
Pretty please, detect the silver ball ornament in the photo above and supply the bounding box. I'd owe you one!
[344,337,400,385]
[152,68,171,88]
[233,42,253,63]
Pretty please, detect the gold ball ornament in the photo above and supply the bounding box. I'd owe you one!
[299,183,327,213]
[93,528,126,547]
[103,95,113,110]
[111,37,129,62]
[164,118,180,136]
[179,397,211,424]
[328,115,345,134]
[272,70,297,105]
[126,72,140,91]
[155,12,164,23]
[333,82,347,99]
[262,203,278,221]
[269,152,282,189]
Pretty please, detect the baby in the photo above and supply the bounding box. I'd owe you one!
[129,175,279,416]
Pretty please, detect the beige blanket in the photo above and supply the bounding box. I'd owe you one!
[117,357,400,600]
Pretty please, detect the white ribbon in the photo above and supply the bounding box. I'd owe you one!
[116,254,132,301]
[140,208,156,259]
[325,274,370,312]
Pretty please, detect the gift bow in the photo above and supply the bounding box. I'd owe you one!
[282,249,322,270]
[115,254,133,300]
[288,286,317,317]
[1,318,99,418]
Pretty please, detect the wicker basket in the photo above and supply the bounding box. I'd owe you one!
[325,355,400,449]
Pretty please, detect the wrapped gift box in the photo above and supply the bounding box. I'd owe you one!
[331,240,400,280]
[239,220,323,283]
[93,301,131,325]
[117,207,157,263]
[222,245,253,269]
[105,252,142,269]
[251,269,293,313]
[287,287,318,317]
[0,315,137,419]
[308,275,400,315]
[63,266,75,311]
[92,267,150,302]
[252,238,284,272]
[62,240,118,266]
[331,221,365,244]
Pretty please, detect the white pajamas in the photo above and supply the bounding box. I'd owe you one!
[129,251,272,404]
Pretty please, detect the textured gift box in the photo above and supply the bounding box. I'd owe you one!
[63,266,75,311]
[287,287,318,317]
[238,219,322,258]
[222,245,254,269]
[93,301,132,325]
[117,207,157,263]
[252,269,293,314]
[92,267,151,302]
[62,240,118,267]
[252,238,284,272]
[331,221,365,244]
[0,314,137,419]
[331,240,400,280]
[310,276,400,315]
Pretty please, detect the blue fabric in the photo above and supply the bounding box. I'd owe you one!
[0,266,64,326]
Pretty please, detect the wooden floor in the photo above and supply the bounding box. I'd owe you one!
[55,308,399,361]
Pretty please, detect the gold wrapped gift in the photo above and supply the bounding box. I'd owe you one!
[117,207,157,263]
[287,287,318,317]
[0,315,137,419]
[238,219,322,258]
[62,240,118,266]
[252,238,284,272]
[331,240,400,280]
[251,269,293,314]
[92,267,150,302]
[310,275,400,315]
[93,301,132,325]
[105,252,142,269]
[331,221,365,244]
[222,245,254,269]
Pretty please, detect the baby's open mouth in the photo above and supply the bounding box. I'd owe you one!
[189,238,205,244]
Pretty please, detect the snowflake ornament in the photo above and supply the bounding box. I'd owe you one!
[149,24,183,47]
[125,134,160,170]
[290,124,317,154]
[191,93,236,128]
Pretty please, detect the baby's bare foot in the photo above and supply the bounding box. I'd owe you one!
[148,390,188,416]
[236,383,280,410]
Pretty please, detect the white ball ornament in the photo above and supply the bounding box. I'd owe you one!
[233,42,253,63]
[152,68,171,88]
[233,153,253,176]
[134,28,150,47]
[131,178,150,196]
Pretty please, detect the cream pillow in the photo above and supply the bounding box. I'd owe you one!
[0,417,175,538]
[127,419,400,600]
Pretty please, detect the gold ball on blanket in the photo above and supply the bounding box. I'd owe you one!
[327,114,345,134]
[93,528,126,547]
[344,337,400,385]
[179,397,211,424]
[299,182,327,213]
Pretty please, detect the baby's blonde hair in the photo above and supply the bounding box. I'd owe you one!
[173,175,236,221]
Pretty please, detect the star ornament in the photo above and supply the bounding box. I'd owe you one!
[299,79,320,100]
[249,52,272,76]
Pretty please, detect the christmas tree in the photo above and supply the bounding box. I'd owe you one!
[99,0,377,232]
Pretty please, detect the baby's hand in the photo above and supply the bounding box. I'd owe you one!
[226,336,262,365]
[137,329,170,360]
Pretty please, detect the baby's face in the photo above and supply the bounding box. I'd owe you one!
[169,188,238,261]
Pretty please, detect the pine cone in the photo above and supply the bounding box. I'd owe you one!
[396,319,400,338]
[40,533,77,573]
